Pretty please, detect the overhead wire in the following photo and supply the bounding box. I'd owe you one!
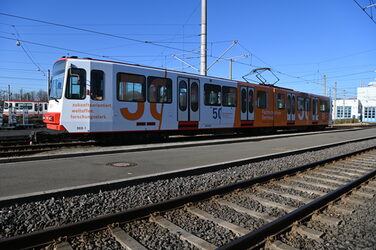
[352,0,376,24]
[0,76,45,81]
[1,12,373,89]
[0,12,322,84]
[156,2,200,68]
[12,25,46,76]
[0,35,139,64]
[0,12,201,54]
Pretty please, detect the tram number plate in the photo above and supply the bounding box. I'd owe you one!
[212,107,222,119]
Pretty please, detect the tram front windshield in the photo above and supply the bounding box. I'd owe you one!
[50,60,66,100]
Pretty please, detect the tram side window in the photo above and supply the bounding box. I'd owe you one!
[313,99,318,115]
[191,82,199,112]
[222,86,237,107]
[45,104,48,110]
[91,70,104,101]
[66,68,86,100]
[204,84,221,106]
[147,76,172,103]
[319,99,330,112]
[292,96,296,114]
[34,104,42,111]
[257,91,268,109]
[4,103,9,109]
[27,103,33,110]
[179,80,187,111]
[276,93,285,109]
[117,73,146,102]
[305,98,311,111]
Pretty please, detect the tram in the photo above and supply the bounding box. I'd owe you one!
[43,57,331,141]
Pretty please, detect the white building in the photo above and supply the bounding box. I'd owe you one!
[357,82,376,123]
[332,98,361,120]
[331,81,376,122]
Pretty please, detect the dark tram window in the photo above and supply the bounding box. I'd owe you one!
[287,95,292,114]
[91,70,105,101]
[66,68,86,100]
[313,99,318,115]
[204,84,221,106]
[305,98,311,111]
[241,89,247,113]
[191,82,199,112]
[117,73,146,102]
[276,93,285,109]
[147,76,172,103]
[292,96,296,114]
[257,91,267,109]
[319,99,330,112]
[222,86,237,107]
[248,89,254,113]
[179,80,187,111]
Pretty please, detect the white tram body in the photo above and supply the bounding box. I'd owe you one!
[3,101,48,116]
[44,57,330,135]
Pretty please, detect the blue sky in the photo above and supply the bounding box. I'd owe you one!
[0,0,375,98]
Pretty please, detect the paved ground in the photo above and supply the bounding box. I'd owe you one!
[1,127,376,198]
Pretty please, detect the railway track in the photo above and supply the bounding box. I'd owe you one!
[0,126,367,155]
[0,146,375,249]
[0,141,95,157]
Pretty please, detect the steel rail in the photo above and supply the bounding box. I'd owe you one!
[0,141,95,157]
[218,169,376,249]
[0,145,375,249]
[1,135,375,208]
[0,127,372,164]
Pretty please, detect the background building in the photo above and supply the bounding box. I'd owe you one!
[332,98,361,120]
[332,81,376,123]
[358,82,376,123]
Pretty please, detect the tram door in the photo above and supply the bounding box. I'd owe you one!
[240,86,254,121]
[312,97,319,121]
[177,77,200,122]
[287,93,296,121]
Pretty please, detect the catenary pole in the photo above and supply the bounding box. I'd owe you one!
[47,69,51,99]
[200,0,207,76]
[333,82,337,119]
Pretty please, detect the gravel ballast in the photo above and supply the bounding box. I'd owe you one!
[0,139,376,241]
[278,184,376,249]
[122,219,195,249]
[68,230,123,250]
[163,209,237,246]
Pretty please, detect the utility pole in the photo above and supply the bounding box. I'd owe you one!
[20,88,23,101]
[227,54,250,80]
[343,89,346,119]
[229,58,233,80]
[8,84,11,101]
[323,75,327,96]
[333,82,337,119]
[200,0,207,76]
[47,69,51,99]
